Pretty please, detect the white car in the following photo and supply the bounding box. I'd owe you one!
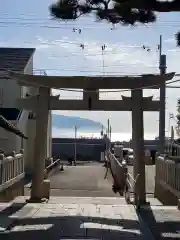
[123,148,134,165]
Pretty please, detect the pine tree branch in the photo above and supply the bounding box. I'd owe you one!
[49,0,180,45]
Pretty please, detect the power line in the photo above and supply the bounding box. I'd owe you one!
[0,20,179,30]
[0,17,179,25]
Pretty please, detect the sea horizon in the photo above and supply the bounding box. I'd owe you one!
[52,127,159,141]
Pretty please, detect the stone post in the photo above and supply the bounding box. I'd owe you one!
[131,89,146,205]
[30,87,50,202]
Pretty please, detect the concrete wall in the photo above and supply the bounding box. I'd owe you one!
[0,119,25,154]
[0,56,34,107]
[0,78,21,108]
[23,55,38,96]
[52,138,106,161]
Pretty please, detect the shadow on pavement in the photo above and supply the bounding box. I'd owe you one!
[1,214,147,240]
[138,206,180,240]
[0,202,27,216]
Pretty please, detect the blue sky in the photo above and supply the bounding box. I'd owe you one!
[1,0,180,136]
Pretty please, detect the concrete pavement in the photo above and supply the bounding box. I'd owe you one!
[25,163,117,197]
[0,196,153,239]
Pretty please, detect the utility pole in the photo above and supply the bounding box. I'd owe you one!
[107,119,110,138]
[159,35,167,153]
[101,45,106,75]
[109,125,112,141]
[100,125,104,138]
[74,126,77,165]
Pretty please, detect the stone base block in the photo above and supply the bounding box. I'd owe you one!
[42,179,50,199]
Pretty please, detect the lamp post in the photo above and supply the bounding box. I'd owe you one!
[74,126,77,165]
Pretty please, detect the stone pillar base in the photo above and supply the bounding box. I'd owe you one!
[42,179,50,199]
[26,197,48,203]
[27,179,50,203]
[178,199,180,211]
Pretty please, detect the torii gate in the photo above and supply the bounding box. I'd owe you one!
[9,71,175,204]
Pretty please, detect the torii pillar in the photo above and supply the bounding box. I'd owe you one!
[30,87,50,201]
[131,89,146,205]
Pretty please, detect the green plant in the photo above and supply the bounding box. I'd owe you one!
[50,0,180,46]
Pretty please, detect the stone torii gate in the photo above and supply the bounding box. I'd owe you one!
[9,71,174,204]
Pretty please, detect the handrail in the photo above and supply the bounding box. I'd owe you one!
[106,150,140,206]
[106,150,127,195]
[17,109,23,121]
[124,173,140,205]
[0,149,25,192]
[44,158,61,178]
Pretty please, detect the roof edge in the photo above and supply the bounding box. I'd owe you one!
[24,48,36,73]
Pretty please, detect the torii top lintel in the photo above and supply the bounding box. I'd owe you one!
[9,72,175,90]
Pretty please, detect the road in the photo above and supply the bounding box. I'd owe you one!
[24,163,156,197]
[49,162,117,197]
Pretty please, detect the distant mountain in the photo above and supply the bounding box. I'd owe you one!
[52,114,102,129]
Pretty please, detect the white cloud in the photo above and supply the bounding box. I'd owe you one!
[33,36,160,76]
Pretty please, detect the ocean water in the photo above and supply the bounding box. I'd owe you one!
[52,127,157,141]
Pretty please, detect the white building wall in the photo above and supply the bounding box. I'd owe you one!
[0,120,22,153]
[0,54,52,176]
[0,55,34,154]
[0,78,21,108]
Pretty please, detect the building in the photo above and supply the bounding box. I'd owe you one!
[0,47,52,177]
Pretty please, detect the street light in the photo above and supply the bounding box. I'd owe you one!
[74,126,77,165]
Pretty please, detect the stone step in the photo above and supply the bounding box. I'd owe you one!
[0,201,37,232]
[138,205,180,239]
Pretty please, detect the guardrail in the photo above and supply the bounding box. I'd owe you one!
[0,149,24,192]
[106,150,127,196]
[44,158,61,178]
[155,156,180,205]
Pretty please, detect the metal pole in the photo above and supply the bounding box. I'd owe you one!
[74,126,77,164]
[159,35,162,62]
[107,119,110,149]
[101,45,105,75]
[159,35,167,154]
[107,119,110,138]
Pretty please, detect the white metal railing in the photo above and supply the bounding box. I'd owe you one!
[0,149,24,192]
